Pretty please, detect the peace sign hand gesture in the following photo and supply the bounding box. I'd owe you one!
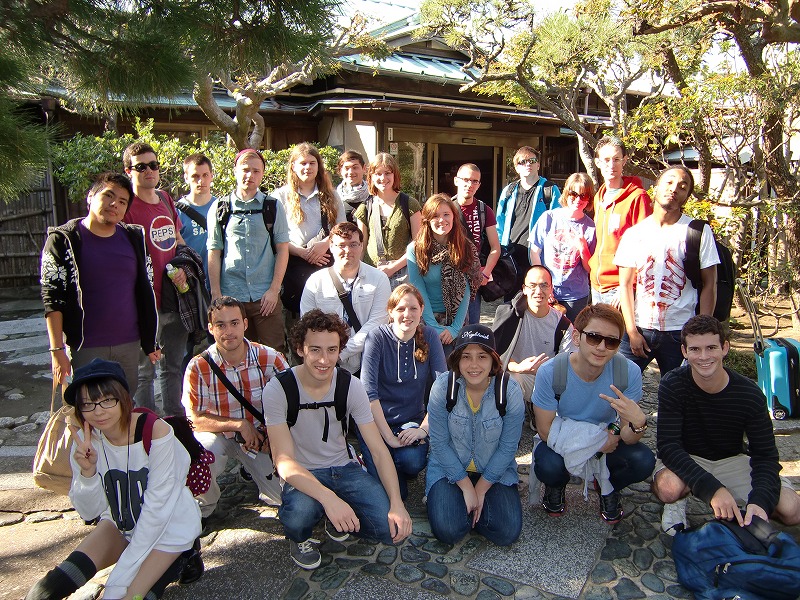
[68,421,97,478]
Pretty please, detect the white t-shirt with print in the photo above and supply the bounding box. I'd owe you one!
[614,214,719,331]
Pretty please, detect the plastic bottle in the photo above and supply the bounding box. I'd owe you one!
[166,264,189,293]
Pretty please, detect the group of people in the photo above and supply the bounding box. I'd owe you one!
[30,137,800,599]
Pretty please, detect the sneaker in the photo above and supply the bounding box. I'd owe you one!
[324,518,350,542]
[290,538,322,570]
[661,498,687,536]
[599,491,624,523]
[541,485,566,515]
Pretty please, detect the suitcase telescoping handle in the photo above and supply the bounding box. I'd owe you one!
[736,278,765,356]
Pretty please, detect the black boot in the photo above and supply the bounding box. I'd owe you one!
[179,538,204,585]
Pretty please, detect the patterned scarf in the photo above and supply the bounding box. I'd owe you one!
[337,181,370,211]
[430,239,483,324]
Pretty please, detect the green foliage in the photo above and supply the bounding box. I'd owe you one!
[724,348,756,381]
[52,120,339,202]
[0,99,51,201]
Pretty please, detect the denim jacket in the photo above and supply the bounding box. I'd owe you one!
[425,371,524,494]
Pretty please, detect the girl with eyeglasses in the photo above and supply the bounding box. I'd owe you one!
[528,172,597,323]
[26,359,201,600]
[407,194,483,355]
[272,143,346,314]
[354,153,422,289]
[358,284,447,499]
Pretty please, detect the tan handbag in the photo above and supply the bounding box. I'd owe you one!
[32,380,77,495]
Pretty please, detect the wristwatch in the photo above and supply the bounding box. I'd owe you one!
[629,420,648,434]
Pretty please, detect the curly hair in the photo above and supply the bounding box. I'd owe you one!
[289,309,350,354]
[681,314,729,348]
[367,152,402,195]
[387,284,429,362]
[414,194,475,275]
[285,143,338,227]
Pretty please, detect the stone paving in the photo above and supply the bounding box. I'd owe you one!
[1,292,799,599]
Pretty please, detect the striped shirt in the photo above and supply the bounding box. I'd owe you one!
[656,365,781,513]
[182,339,287,423]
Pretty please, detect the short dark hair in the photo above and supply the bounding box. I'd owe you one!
[594,135,627,158]
[657,165,695,196]
[447,344,503,377]
[207,296,247,322]
[681,314,729,347]
[122,142,157,169]
[330,221,364,243]
[183,153,213,172]
[74,378,132,436]
[525,264,554,284]
[573,303,626,339]
[337,150,365,171]
[87,172,134,213]
[289,309,350,354]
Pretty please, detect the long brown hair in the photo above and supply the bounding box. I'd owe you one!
[285,143,338,226]
[387,283,429,362]
[415,193,473,275]
[367,152,402,195]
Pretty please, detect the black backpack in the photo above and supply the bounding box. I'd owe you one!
[175,199,208,232]
[216,195,278,255]
[446,371,510,416]
[277,368,353,456]
[685,219,737,322]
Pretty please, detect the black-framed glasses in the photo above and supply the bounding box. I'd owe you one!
[78,397,120,412]
[580,331,621,350]
[457,176,481,186]
[516,157,539,166]
[130,161,160,172]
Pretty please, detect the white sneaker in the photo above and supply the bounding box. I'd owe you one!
[661,498,687,536]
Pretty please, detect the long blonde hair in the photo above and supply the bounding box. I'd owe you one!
[285,143,338,226]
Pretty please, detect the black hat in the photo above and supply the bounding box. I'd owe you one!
[64,358,129,407]
[452,324,498,355]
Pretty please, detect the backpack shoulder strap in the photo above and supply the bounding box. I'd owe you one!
[494,371,509,417]
[398,193,411,228]
[132,407,159,454]
[262,196,278,255]
[542,182,553,207]
[176,199,208,232]
[276,369,301,428]
[216,196,232,233]
[551,351,571,401]
[554,314,571,351]
[333,368,351,426]
[446,371,459,412]
[611,353,629,393]
[685,219,705,290]
[327,267,362,332]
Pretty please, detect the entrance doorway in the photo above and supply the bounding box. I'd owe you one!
[437,144,494,205]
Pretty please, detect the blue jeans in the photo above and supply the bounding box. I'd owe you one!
[426,474,522,546]
[619,327,683,375]
[134,310,188,417]
[591,287,619,306]
[357,429,428,501]
[557,295,589,324]
[534,440,655,491]
[467,294,482,325]
[278,462,393,544]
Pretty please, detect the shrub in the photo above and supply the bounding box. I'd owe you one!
[724,348,757,380]
[52,119,340,203]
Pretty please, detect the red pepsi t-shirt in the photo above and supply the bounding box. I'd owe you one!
[459,199,497,250]
[124,191,178,307]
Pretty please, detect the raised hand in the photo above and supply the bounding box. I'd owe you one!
[68,421,97,478]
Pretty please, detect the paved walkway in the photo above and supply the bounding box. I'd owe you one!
[1,290,798,599]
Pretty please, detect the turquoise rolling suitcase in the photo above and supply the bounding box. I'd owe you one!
[738,280,800,419]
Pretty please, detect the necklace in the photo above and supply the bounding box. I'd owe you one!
[99,429,132,533]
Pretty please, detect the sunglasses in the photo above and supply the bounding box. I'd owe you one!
[567,191,590,200]
[580,331,622,350]
[130,161,160,172]
[516,157,539,166]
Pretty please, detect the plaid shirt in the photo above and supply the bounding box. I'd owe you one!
[182,339,287,423]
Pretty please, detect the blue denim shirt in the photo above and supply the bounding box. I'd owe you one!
[207,191,290,302]
[425,371,524,494]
